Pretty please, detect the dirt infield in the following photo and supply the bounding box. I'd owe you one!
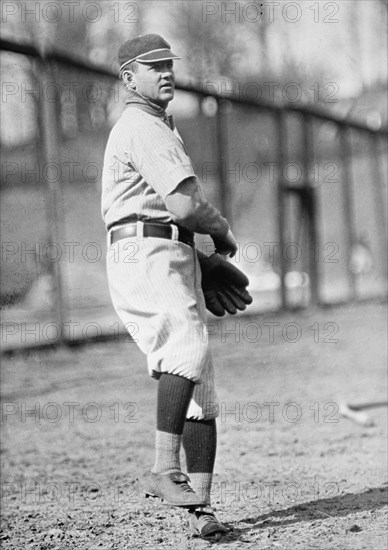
[1,302,387,549]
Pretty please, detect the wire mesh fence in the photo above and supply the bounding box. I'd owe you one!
[1,40,387,351]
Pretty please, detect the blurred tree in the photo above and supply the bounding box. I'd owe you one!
[347,1,387,93]
[167,2,247,82]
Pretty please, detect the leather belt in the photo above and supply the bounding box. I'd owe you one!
[109,221,194,247]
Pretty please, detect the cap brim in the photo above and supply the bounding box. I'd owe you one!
[136,49,181,63]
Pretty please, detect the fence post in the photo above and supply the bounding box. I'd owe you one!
[370,133,388,283]
[216,98,233,224]
[38,59,65,342]
[302,114,320,305]
[276,109,287,309]
[339,126,357,300]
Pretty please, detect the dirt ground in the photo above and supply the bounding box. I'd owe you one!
[1,302,387,550]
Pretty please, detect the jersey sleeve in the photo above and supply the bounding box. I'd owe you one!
[128,117,197,199]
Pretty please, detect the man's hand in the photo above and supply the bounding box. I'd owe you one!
[199,253,253,316]
[212,229,237,258]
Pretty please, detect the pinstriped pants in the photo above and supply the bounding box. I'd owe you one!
[106,232,219,420]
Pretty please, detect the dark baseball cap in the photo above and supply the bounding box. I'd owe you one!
[118,33,181,73]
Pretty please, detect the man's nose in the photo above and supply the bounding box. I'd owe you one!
[161,64,174,76]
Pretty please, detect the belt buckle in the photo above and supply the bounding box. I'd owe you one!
[109,228,115,246]
[136,220,145,238]
[170,224,179,241]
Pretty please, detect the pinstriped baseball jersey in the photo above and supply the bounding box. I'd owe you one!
[101,106,196,229]
[102,101,219,420]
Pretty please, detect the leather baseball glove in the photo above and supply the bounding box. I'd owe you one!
[198,252,253,317]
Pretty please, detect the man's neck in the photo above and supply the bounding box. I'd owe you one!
[125,88,169,116]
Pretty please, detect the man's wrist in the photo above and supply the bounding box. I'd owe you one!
[209,217,230,239]
[196,249,208,263]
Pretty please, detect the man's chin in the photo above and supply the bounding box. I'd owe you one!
[158,90,174,104]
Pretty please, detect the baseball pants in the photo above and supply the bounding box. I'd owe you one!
[106,228,219,420]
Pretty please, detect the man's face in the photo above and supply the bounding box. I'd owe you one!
[132,60,175,107]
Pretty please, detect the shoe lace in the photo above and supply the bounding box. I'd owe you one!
[197,513,217,525]
[169,472,196,494]
[195,512,225,533]
[176,480,195,494]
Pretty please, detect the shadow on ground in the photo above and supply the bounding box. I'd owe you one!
[217,485,388,545]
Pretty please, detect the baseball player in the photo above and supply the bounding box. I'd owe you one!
[102,34,239,539]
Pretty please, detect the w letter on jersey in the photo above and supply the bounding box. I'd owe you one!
[159,147,187,165]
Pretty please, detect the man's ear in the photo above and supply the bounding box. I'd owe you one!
[122,70,133,84]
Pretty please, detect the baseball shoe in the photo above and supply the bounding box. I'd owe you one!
[189,507,229,539]
[143,471,207,508]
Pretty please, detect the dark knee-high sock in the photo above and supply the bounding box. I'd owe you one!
[152,373,195,474]
[183,418,217,505]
